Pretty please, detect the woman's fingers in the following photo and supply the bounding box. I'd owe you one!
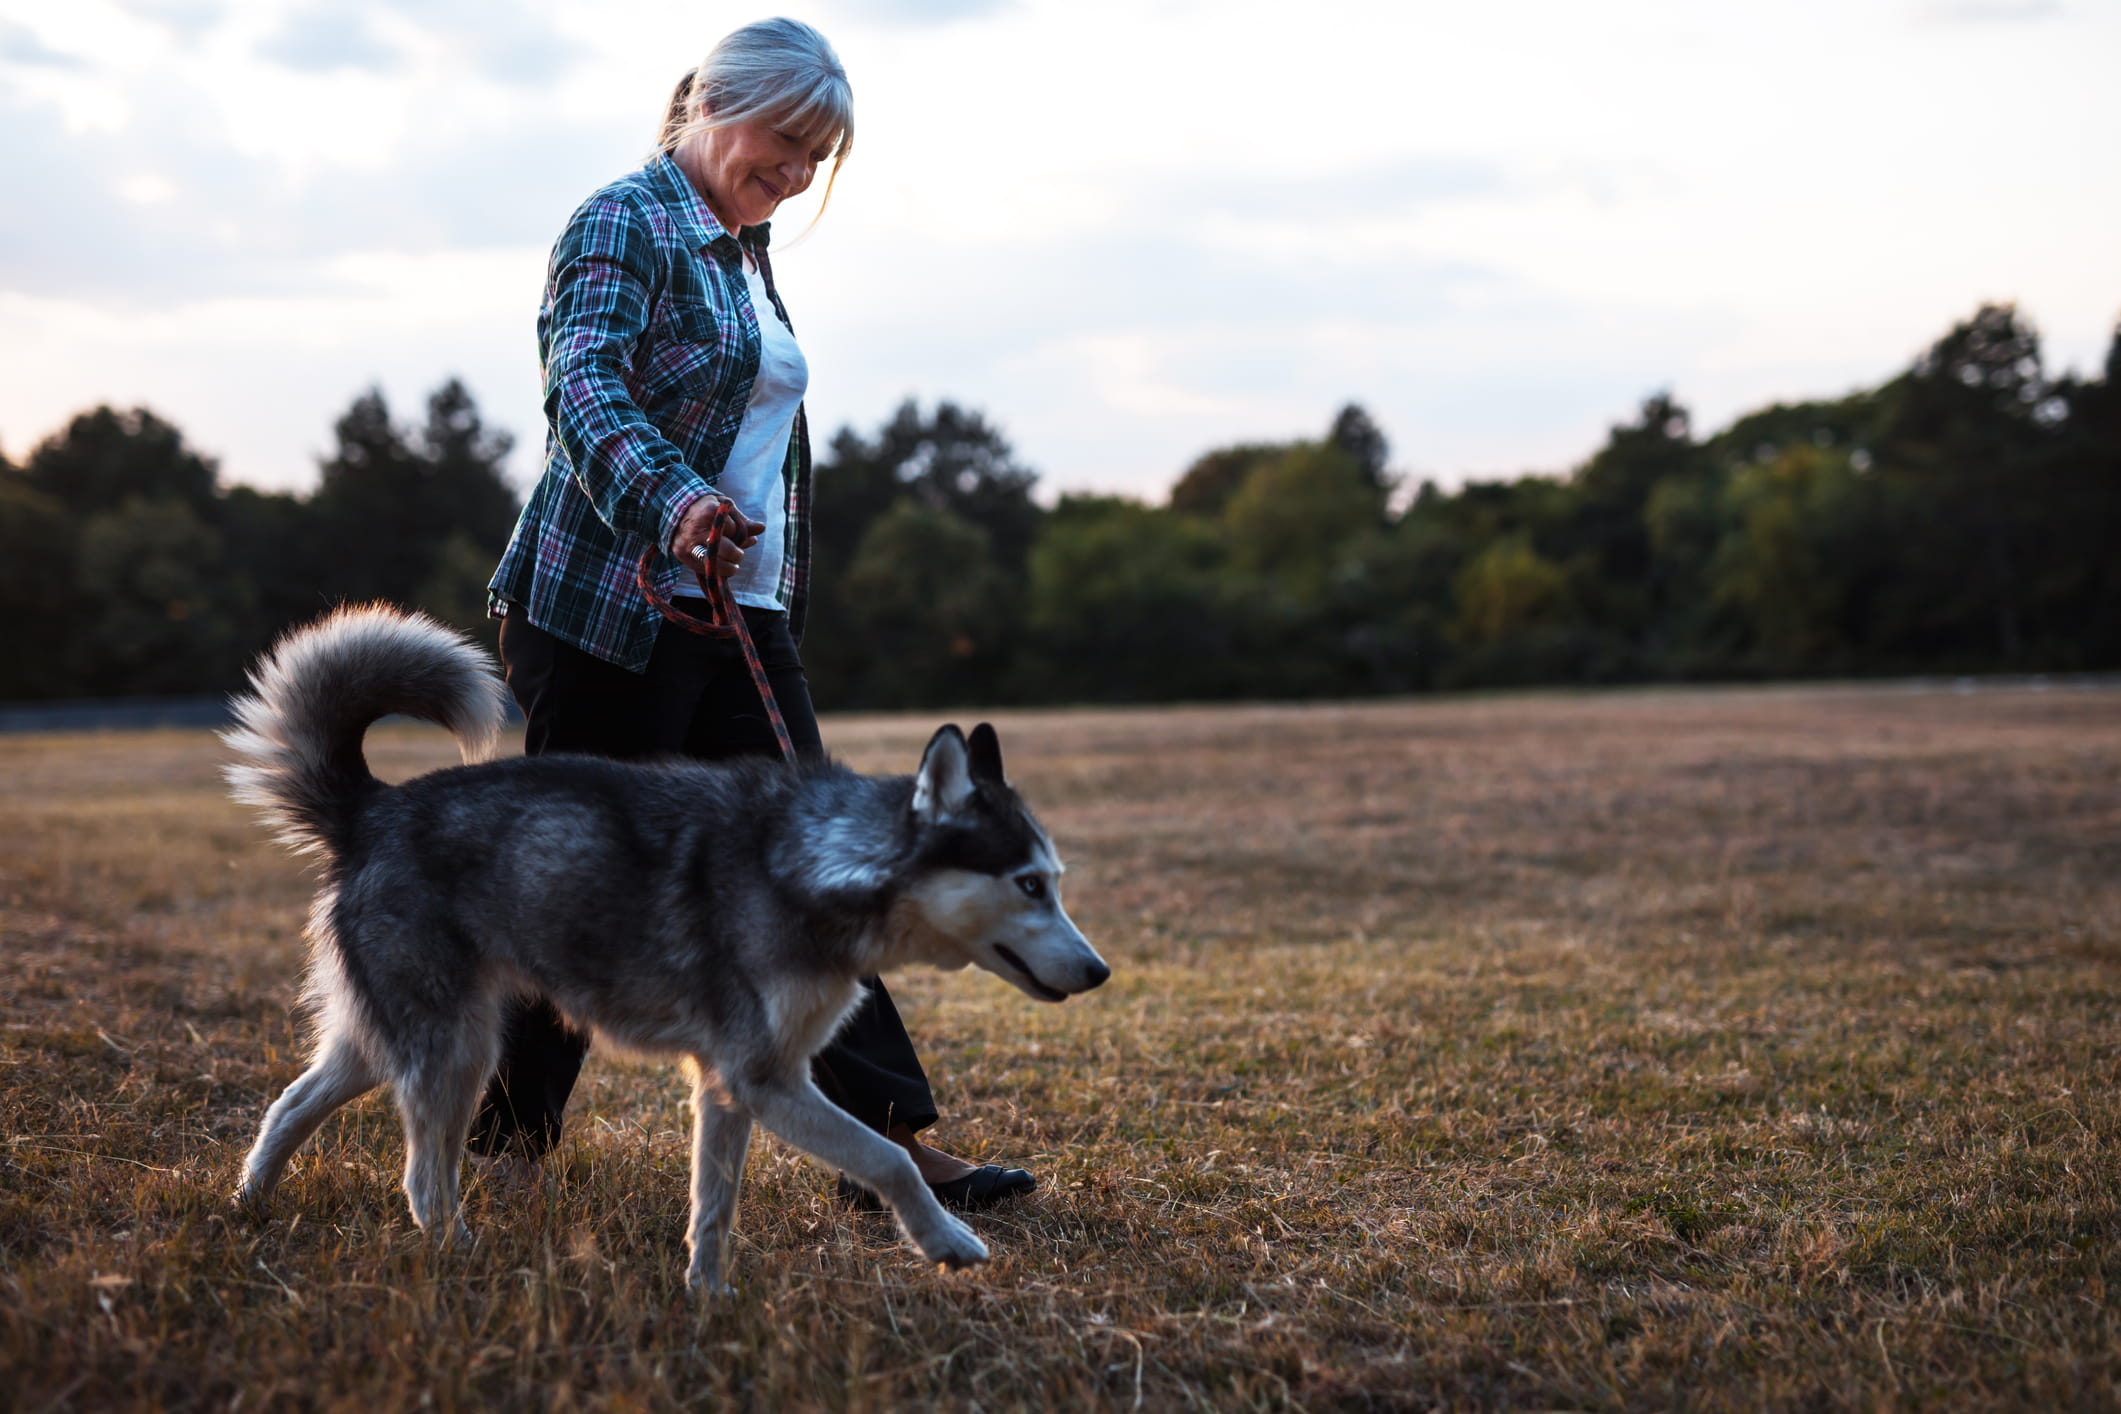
[686,538,743,578]
[672,500,719,562]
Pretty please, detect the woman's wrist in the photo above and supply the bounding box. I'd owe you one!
[665,486,719,559]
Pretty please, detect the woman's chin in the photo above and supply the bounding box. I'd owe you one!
[749,180,787,221]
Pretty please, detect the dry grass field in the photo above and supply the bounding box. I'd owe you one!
[2,684,2118,1412]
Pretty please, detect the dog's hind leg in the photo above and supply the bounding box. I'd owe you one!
[682,1057,753,1298]
[732,1071,989,1272]
[395,1048,493,1246]
[235,1030,378,1212]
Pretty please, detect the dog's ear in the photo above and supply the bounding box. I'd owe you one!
[913,724,976,820]
[967,722,1005,786]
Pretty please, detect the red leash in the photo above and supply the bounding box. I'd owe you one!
[635,498,797,765]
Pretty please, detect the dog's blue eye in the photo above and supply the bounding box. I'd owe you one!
[1016,874,1046,900]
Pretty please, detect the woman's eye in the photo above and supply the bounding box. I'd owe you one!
[1016,875,1046,901]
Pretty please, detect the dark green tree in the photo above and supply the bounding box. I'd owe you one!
[2013,319,2121,666]
[1327,510,1470,693]
[1703,445,1871,671]
[1222,442,1385,608]
[1703,391,1885,472]
[214,484,331,648]
[1021,496,1241,702]
[806,400,1042,707]
[13,406,234,697]
[1553,392,1711,672]
[24,406,219,519]
[1168,442,1286,518]
[0,467,76,698]
[1327,402,1393,501]
[1868,303,2052,663]
[308,381,518,612]
[1452,533,1571,647]
[813,400,1041,576]
[73,496,251,695]
[0,379,518,701]
[834,499,1012,708]
[1173,403,1393,521]
[308,389,431,606]
[417,379,521,554]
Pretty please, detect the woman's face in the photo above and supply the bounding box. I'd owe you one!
[685,116,836,233]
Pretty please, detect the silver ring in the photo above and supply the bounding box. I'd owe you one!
[690,544,708,560]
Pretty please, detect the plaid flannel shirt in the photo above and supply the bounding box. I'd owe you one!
[487,152,811,671]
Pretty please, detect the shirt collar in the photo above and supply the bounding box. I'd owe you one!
[649,151,772,261]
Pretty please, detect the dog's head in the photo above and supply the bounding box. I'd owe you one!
[901,723,1109,1003]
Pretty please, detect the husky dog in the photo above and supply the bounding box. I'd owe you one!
[225,605,1108,1293]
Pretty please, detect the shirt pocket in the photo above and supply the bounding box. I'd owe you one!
[643,298,726,398]
[661,298,718,344]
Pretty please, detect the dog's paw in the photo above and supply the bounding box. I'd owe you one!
[230,1184,270,1220]
[686,1270,737,1302]
[418,1215,477,1249]
[920,1213,990,1271]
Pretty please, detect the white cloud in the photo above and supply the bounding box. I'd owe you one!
[813,0,1016,26]
[0,21,88,67]
[1914,0,2061,22]
[256,2,404,75]
[109,0,225,42]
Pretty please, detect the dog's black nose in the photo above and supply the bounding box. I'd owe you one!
[1083,960,1111,990]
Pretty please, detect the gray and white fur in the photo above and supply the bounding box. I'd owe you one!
[225,605,1108,1294]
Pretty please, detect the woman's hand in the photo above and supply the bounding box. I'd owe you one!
[672,497,767,580]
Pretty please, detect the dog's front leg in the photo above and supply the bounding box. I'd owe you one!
[683,1057,752,1298]
[734,1072,989,1271]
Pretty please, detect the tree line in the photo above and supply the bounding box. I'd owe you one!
[0,381,515,700]
[2,302,2115,708]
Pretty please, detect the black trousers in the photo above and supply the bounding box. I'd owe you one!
[464,604,941,1158]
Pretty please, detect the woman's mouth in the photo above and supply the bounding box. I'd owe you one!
[754,175,784,202]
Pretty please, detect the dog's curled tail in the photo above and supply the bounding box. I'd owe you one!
[223,604,507,858]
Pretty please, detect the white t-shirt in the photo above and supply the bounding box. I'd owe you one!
[719,257,807,611]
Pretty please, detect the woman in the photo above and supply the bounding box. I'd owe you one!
[480,18,1033,1209]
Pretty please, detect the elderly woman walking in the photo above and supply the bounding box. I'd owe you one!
[480,18,1034,1209]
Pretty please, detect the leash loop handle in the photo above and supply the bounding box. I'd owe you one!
[636,496,797,766]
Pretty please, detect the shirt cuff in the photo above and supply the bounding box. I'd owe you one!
[655,478,719,560]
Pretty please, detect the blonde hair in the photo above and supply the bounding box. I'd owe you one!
[656,18,854,222]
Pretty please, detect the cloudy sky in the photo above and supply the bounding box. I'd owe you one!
[3,0,2117,500]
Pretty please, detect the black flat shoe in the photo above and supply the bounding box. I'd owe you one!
[837,1165,1038,1213]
